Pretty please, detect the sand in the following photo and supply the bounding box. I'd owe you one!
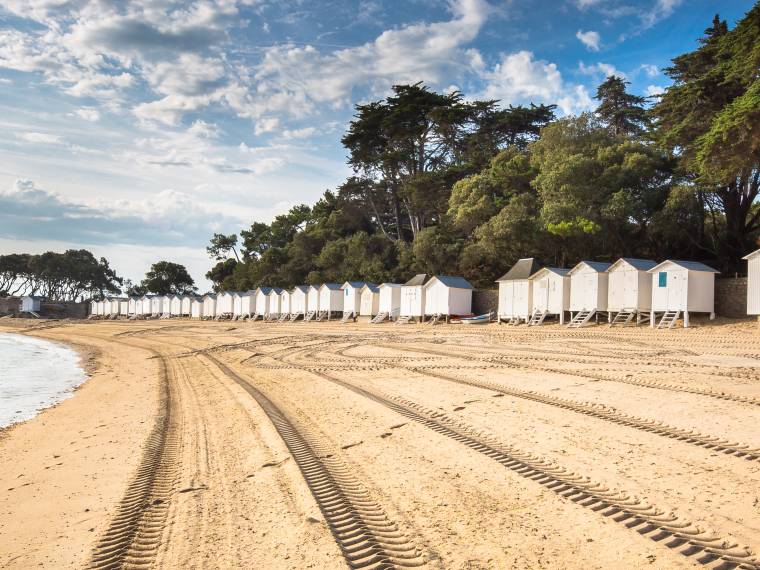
[1,317,759,569]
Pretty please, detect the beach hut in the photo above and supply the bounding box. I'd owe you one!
[648,260,718,328]
[290,285,310,320]
[150,295,163,317]
[399,274,431,322]
[253,287,272,320]
[318,283,343,320]
[119,299,129,316]
[744,249,760,321]
[267,288,283,320]
[128,297,139,316]
[567,261,612,327]
[22,296,43,314]
[528,268,570,325]
[89,299,98,316]
[374,283,401,323]
[340,282,368,321]
[306,285,321,320]
[202,294,217,319]
[423,276,473,321]
[359,284,380,318]
[169,295,182,317]
[606,258,657,326]
[279,289,292,321]
[138,295,153,317]
[496,258,542,324]
[181,295,194,316]
[237,291,254,319]
[110,298,123,316]
[190,297,203,319]
[215,291,235,318]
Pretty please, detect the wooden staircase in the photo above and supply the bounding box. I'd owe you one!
[567,309,595,328]
[304,310,316,321]
[527,310,548,326]
[395,315,413,325]
[340,312,354,324]
[315,311,327,322]
[289,312,301,322]
[370,311,388,324]
[277,313,289,323]
[610,309,636,327]
[657,310,680,329]
[426,313,442,325]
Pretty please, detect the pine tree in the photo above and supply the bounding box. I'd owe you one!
[594,75,649,137]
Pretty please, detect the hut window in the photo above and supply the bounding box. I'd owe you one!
[658,272,667,287]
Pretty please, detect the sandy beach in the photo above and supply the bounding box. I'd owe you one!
[1,318,760,569]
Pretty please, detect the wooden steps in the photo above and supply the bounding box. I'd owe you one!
[567,309,595,328]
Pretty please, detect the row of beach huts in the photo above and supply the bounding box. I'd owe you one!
[87,252,760,328]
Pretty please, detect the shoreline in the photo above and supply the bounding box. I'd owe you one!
[0,321,162,569]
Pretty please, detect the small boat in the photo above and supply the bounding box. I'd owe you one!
[456,313,492,325]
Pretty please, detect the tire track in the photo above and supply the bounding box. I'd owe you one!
[88,352,181,570]
[203,354,426,570]
[296,366,760,570]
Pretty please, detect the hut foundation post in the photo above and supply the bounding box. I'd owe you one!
[650,311,655,328]
[684,311,690,328]
[559,311,565,325]
[709,312,715,320]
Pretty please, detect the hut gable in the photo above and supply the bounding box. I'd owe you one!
[568,262,612,312]
[608,258,657,272]
[647,260,718,319]
[497,258,542,282]
[404,274,431,287]
[423,276,474,316]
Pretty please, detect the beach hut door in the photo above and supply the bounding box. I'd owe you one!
[668,272,686,309]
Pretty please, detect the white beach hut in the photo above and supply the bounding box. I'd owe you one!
[400,274,431,321]
[290,285,309,320]
[215,291,235,318]
[253,287,272,320]
[744,249,760,319]
[375,283,401,323]
[648,260,718,328]
[341,281,368,320]
[567,261,612,327]
[138,295,153,317]
[169,295,182,317]
[150,295,164,317]
[423,276,473,320]
[306,285,321,320]
[280,289,292,320]
[181,295,194,316]
[128,297,139,316]
[606,258,657,325]
[119,299,129,316]
[112,298,124,316]
[359,284,380,318]
[21,295,42,313]
[318,283,343,320]
[237,291,254,319]
[496,258,542,324]
[528,267,571,325]
[202,294,217,319]
[267,288,283,320]
[190,297,203,319]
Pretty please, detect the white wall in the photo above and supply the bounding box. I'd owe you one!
[360,290,379,315]
[531,272,569,315]
[569,267,608,311]
[400,286,425,316]
[170,296,182,315]
[307,287,321,312]
[342,287,361,314]
[608,266,651,312]
[378,285,401,314]
[498,280,532,318]
[749,256,760,315]
[281,292,291,314]
[203,297,217,317]
[268,293,281,315]
[240,293,254,315]
[181,296,192,315]
[291,290,308,313]
[191,300,202,318]
[651,266,687,311]
[319,288,344,313]
[255,292,270,315]
[687,270,715,313]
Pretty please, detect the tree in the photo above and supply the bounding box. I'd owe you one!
[141,261,196,295]
[206,233,240,262]
[594,75,649,137]
[123,279,147,297]
[653,8,760,270]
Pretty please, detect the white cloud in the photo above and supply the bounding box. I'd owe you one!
[578,61,627,80]
[282,127,316,139]
[640,64,659,77]
[646,85,665,97]
[641,0,683,28]
[576,30,600,52]
[16,132,64,144]
[73,107,101,122]
[254,117,280,135]
[478,50,594,116]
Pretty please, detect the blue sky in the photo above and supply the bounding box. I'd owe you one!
[0,0,753,290]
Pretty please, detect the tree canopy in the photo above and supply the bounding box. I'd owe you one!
[204,7,760,290]
[140,261,196,296]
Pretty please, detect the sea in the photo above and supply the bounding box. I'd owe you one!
[0,333,87,428]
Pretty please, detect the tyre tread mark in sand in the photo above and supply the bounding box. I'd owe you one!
[88,354,180,570]
[302,368,760,570]
[203,354,425,570]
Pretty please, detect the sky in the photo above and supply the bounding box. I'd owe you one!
[0,0,753,291]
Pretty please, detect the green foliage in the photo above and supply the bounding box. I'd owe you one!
[142,261,196,295]
[594,75,649,136]
[0,250,122,300]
